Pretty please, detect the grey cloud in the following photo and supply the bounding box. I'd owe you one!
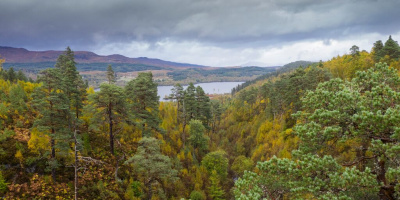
[0,0,400,50]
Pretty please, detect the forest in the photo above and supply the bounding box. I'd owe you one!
[1,35,400,200]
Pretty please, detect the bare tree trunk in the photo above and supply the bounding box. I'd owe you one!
[115,155,124,182]
[146,179,153,200]
[51,128,56,183]
[182,101,186,148]
[377,159,395,200]
[74,129,78,200]
[50,98,56,183]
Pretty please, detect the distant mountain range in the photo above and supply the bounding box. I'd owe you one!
[0,46,316,87]
[0,46,206,68]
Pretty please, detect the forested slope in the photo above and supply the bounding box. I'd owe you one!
[232,36,400,199]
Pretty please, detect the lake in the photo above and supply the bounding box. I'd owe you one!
[95,81,244,101]
[158,82,244,101]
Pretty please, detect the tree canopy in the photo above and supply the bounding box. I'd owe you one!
[234,63,400,199]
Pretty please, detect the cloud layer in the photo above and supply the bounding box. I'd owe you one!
[1,0,400,66]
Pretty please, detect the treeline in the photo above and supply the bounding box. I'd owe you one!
[167,66,276,81]
[323,35,400,79]
[0,66,30,83]
[231,60,315,95]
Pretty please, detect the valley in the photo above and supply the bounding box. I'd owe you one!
[0,46,278,87]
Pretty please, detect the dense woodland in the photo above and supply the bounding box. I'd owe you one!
[1,36,400,200]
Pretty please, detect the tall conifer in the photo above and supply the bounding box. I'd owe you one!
[126,72,161,136]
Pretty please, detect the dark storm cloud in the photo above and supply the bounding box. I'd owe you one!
[1,0,400,50]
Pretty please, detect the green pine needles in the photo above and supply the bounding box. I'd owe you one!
[234,63,400,199]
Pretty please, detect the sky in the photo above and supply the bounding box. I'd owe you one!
[1,0,400,67]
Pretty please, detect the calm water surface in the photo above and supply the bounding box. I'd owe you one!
[95,82,244,101]
[158,82,244,101]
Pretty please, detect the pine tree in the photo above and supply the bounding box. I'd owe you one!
[106,64,116,84]
[382,35,400,61]
[16,70,28,82]
[55,46,75,71]
[7,67,16,82]
[89,83,127,155]
[54,47,87,200]
[372,40,384,62]
[234,63,400,199]
[189,119,209,159]
[349,45,360,56]
[8,84,28,124]
[210,100,222,134]
[125,72,161,136]
[208,170,225,200]
[32,68,70,182]
[0,56,4,71]
[169,83,184,124]
[184,83,197,122]
[125,137,177,200]
[195,86,211,126]
[55,47,87,119]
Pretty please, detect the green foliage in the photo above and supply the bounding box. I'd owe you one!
[0,128,15,155]
[167,66,275,81]
[126,72,161,136]
[176,83,212,132]
[190,190,205,200]
[195,86,211,126]
[208,170,225,200]
[184,83,197,121]
[32,68,71,180]
[303,62,400,198]
[210,100,223,133]
[125,137,177,200]
[55,46,75,70]
[0,66,29,83]
[372,40,384,62]
[4,38,400,199]
[232,60,315,94]
[7,67,16,82]
[189,119,209,158]
[106,64,116,84]
[130,181,143,198]
[382,35,400,61]
[350,45,360,56]
[231,155,253,177]
[89,83,127,154]
[125,137,177,180]
[168,83,184,123]
[0,171,8,194]
[201,150,228,179]
[234,154,378,199]
[235,63,400,199]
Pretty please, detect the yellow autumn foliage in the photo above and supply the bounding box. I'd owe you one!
[28,128,50,154]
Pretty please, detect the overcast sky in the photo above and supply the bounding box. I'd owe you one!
[1,0,400,66]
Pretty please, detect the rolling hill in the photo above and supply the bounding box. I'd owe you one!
[0,46,206,68]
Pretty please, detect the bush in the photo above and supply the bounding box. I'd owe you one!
[190,190,205,200]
